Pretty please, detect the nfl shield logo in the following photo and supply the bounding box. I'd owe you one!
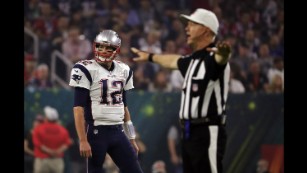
[192,83,198,92]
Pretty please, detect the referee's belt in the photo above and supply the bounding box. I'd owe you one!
[180,115,226,127]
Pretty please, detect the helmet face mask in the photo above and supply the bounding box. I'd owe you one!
[93,30,121,63]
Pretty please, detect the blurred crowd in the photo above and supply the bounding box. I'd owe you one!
[24,0,284,94]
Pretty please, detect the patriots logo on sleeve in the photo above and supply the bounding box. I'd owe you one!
[72,74,82,84]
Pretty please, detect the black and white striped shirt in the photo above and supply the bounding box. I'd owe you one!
[177,43,230,121]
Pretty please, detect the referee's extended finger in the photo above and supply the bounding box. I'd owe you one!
[132,54,149,62]
[131,47,139,54]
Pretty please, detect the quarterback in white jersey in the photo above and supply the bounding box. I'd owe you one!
[69,30,143,173]
[69,59,133,125]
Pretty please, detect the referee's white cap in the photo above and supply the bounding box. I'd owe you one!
[180,8,219,35]
[44,106,59,121]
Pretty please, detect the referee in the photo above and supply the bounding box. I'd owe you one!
[131,8,231,173]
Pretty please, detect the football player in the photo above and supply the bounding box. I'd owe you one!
[69,30,143,173]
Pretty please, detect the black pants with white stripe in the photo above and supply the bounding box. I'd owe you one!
[181,124,227,173]
[86,124,143,173]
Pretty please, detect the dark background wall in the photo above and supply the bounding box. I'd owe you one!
[24,89,284,173]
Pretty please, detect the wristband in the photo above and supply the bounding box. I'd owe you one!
[123,120,136,139]
[148,53,154,62]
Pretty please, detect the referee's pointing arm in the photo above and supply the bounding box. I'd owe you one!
[131,47,181,69]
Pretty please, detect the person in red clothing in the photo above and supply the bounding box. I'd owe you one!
[32,106,72,173]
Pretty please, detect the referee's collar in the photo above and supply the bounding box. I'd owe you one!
[193,43,215,58]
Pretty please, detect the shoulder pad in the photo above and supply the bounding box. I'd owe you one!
[114,60,130,70]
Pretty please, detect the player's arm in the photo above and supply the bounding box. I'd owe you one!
[122,90,135,139]
[122,90,135,138]
[122,90,139,154]
[123,106,139,154]
[123,106,135,136]
[73,106,87,142]
[131,47,181,69]
[73,87,92,158]
[123,107,132,123]
[167,127,180,165]
[168,137,179,164]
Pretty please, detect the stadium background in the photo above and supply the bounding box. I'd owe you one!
[24,0,284,172]
[25,89,283,173]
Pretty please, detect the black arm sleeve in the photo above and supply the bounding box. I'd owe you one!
[74,87,90,107]
[177,55,193,77]
[123,90,127,106]
[210,55,227,80]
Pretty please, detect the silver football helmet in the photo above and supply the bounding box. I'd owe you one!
[93,30,121,63]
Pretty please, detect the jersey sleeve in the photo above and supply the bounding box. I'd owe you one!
[209,55,228,80]
[177,54,193,77]
[124,68,134,91]
[69,64,92,89]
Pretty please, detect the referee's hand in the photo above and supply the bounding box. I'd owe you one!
[131,47,149,62]
[207,41,231,58]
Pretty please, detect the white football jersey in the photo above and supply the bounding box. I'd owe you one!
[69,59,134,125]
